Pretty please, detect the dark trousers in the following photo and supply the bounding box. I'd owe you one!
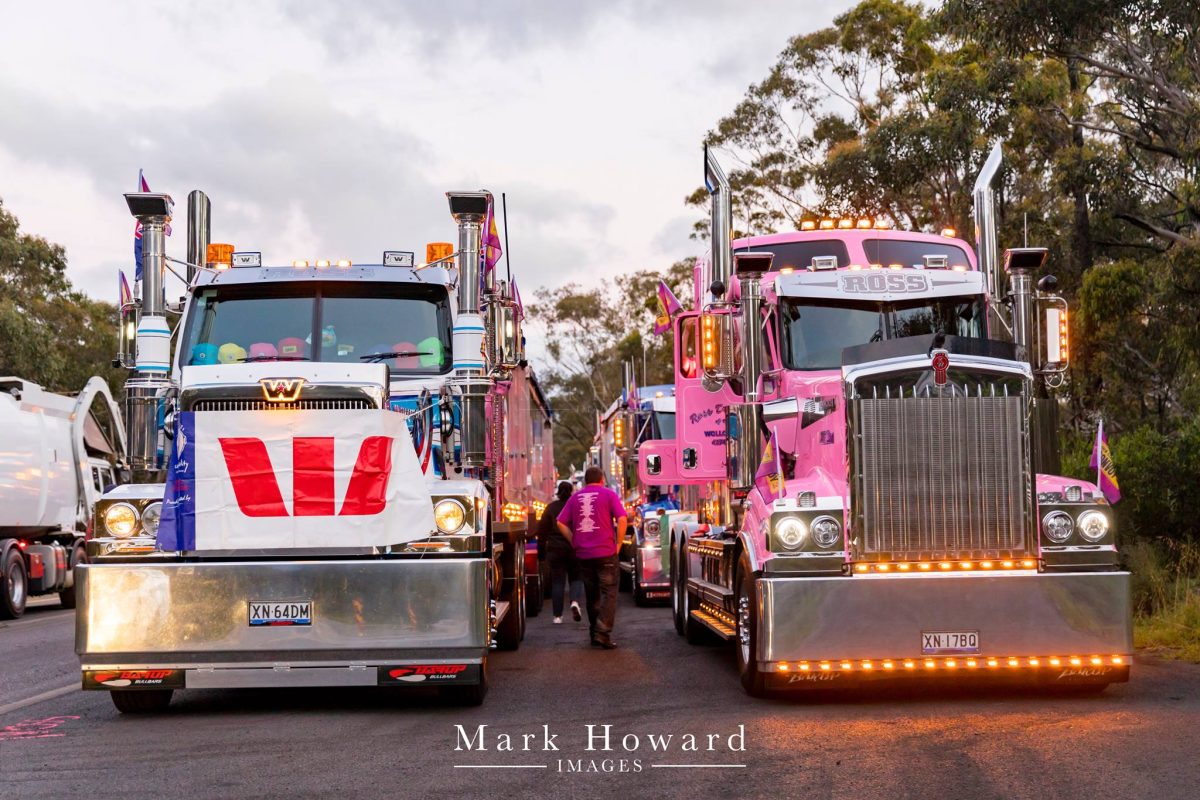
[546,543,584,617]
[579,554,619,642]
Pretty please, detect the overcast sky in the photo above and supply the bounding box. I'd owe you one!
[1,0,853,360]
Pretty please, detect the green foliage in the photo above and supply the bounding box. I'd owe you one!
[532,259,693,473]
[0,198,122,393]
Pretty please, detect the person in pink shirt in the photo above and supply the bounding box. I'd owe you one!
[557,466,627,649]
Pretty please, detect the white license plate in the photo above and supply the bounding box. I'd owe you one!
[249,601,312,626]
[922,630,979,654]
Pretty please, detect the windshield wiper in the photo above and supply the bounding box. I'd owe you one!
[237,355,312,362]
[358,350,430,363]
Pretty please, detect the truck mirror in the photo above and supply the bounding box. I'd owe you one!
[1042,302,1068,369]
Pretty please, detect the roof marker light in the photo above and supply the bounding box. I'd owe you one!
[292,260,309,269]
[837,218,853,229]
[336,259,352,268]
[316,259,331,269]
[819,219,834,230]
[941,227,957,237]
[801,220,816,231]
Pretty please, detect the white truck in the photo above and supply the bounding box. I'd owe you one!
[77,186,550,712]
[0,377,126,618]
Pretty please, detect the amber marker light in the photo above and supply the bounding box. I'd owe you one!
[820,662,832,671]
[1029,658,1040,666]
[819,219,834,230]
[941,227,957,237]
[1001,560,1014,568]
[799,662,810,671]
[777,663,790,672]
[840,661,853,671]
[336,259,352,268]
[898,563,911,571]
[1049,657,1062,667]
[862,661,873,670]
[903,660,916,670]
[869,263,883,270]
[966,658,978,668]
[939,562,953,570]
[1070,657,1083,666]
[919,562,932,571]
[1090,656,1103,666]
[882,661,895,670]
[855,564,869,573]
[980,561,994,569]
[800,220,816,231]
[779,267,794,275]
[1007,658,1020,667]
[888,263,903,270]
[837,218,854,229]
[857,218,872,229]
[877,564,890,572]
[1022,560,1037,569]
[945,659,957,669]
[1111,656,1124,665]
[960,561,973,570]
[924,659,936,669]
[987,658,999,668]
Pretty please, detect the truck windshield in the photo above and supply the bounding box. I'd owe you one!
[181,282,452,375]
[780,295,985,369]
[654,411,676,440]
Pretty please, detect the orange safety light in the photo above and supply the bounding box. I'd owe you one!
[874,219,892,229]
[800,220,816,231]
[941,227,957,238]
[856,218,872,229]
[206,243,235,270]
[837,218,853,229]
[700,314,720,371]
[818,219,835,230]
[426,241,454,266]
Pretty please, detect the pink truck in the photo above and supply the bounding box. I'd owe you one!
[645,146,1131,695]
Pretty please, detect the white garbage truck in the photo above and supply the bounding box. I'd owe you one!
[0,377,126,618]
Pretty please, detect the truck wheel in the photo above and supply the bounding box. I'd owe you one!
[111,689,173,714]
[671,538,686,635]
[59,543,86,610]
[441,659,489,706]
[495,565,525,651]
[525,569,544,618]
[735,553,768,697]
[1,547,27,620]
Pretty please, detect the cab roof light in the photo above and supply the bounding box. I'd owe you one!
[818,219,835,230]
[941,227,957,237]
[206,243,235,270]
[837,218,854,229]
[800,220,817,231]
[874,219,891,229]
[336,259,352,268]
[856,218,872,229]
[316,259,331,269]
[292,260,310,269]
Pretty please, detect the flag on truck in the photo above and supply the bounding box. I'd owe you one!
[119,270,132,306]
[132,170,171,280]
[754,430,784,502]
[1089,419,1120,504]
[482,197,503,272]
[653,280,682,335]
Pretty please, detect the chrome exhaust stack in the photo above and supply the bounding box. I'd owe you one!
[447,191,492,468]
[704,146,733,303]
[123,192,174,472]
[973,143,1005,333]
[186,190,211,285]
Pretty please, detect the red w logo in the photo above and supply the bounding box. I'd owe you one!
[218,436,394,517]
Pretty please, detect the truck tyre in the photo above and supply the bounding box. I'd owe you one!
[1,547,27,620]
[735,552,768,697]
[671,537,686,635]
[111,689,173,714]
[59,542,86,610]
[495,558,525,651]
[441,658,489,706]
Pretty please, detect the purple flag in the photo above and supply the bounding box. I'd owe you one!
[653,280,682,335]
[1089,419,1121,504]
[482,198,503,273]
[133,170,171,280]
[754,430,784,502]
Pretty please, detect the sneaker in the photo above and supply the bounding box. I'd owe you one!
[570,601,582,622]
[553,616,563,624]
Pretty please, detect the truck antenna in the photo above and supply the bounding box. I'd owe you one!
[502,192,512,285]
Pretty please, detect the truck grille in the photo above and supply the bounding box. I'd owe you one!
[191,398,374,412]
[851,382,1032,560]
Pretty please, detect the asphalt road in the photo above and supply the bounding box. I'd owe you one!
[2,592,1199,800]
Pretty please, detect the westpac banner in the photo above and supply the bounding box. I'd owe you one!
[158,410,435,551]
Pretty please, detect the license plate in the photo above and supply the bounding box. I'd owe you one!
[922,630,979,654]
[249,601,312,626]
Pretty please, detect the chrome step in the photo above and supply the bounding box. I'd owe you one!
[690,608,735,640]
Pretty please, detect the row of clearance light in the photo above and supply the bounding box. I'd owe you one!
[854,559,1037,573]
[501,502,527,523]
[775,655,1126,673]
[798,217,959,238]
[531,500,547,521]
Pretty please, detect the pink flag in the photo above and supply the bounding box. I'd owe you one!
[653,280,683,335]
[119,270,132,306]
[754,430,784,502]
[1089,419,1121,504]
[482,198,503,273]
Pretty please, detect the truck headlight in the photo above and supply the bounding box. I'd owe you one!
[1042,510,1074,543]
[1077,510,1110,543]
[644,519,661,539]
[775,517,807,550]
[103,503,139,538]
[434,499,467,533]
[810,516,841,548]
[141,502,163,536]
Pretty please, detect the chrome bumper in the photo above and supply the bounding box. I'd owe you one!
[76,558,489,688]
[757,571,1132,688]
[637,545,670,589]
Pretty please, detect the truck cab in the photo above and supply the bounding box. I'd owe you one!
[659,147,1130,695]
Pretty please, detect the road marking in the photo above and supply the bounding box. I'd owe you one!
[453,765,548,769]
[0,684,78,718]
[651,764,747,768]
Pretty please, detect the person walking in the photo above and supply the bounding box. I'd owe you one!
[537,481,584,624]
[556,466,627,649]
